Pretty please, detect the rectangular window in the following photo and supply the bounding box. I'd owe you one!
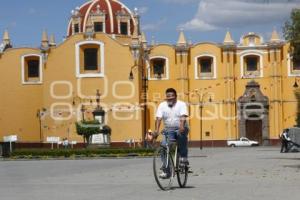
[94,22,103,32]
[153,59,165,76]
[84,48,98,71]
[27,60,40,78]
[293,57,300,70]
[74,24,80,33]
[199,58,212,73]
[76,42,104,78]
[246,57,258,71]
[120,22,128,35]
[22,55,42,84]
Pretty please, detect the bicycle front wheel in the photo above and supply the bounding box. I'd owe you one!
[153,147,175,190]
[176,156,188,188]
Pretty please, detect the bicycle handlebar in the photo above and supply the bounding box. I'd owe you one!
[161,129,180,136]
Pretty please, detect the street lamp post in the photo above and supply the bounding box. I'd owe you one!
[199,103,203,149]
[129,44,149,147]
[36,108,46,145]
[80,105,86,121]
[129,38,149,147]
[193,89,212,150]
[96,89,101,108]
[129,64,148,147]
[37,109,43,144]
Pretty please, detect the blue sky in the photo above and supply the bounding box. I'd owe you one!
[0,0,299,47]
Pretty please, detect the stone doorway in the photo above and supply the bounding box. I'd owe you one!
[238,81,269,145]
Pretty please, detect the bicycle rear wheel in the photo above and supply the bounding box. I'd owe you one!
[153,147,175,190]
[176,156,188,188]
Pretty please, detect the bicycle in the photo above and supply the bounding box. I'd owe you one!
[153,130,189,190]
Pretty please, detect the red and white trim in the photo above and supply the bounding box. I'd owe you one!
[67,0,136,37]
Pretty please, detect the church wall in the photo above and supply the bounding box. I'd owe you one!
[145,41,299,144]
[0,0,299,146]
[40,33,143,143]
[0,48,43,142]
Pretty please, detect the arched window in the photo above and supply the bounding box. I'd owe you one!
[70,7,81,35]
[244,55,259,72]
[116,9,131,36]
[148,56,169,80]
[288,53,300,76]
[293,59,300,71]
[199,56,213,73]
[87,5,106,33]
[240,51,263,78]
[194,55,216,79]
[74,23,80,33]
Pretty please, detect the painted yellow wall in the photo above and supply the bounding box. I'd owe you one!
[146,39,298,142]
[0,33,143,144]
[0,48,43,142]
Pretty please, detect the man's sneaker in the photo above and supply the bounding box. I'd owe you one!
[159,172,170,179]
[179,157,189,166]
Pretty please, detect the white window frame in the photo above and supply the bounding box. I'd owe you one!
[21,54,43,85]
[194,54,217,80]
[287,53,300,76]
[118,20,131,36]
[72,22,81,34]
[147,56,169,81]
[93,21,106,33]
[75,41,105,78]
[240,50,263,78]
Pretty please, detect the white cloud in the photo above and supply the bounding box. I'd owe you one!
[142,18,168,31]
[162,0,200,4]
[137,6,148,15]
[179,0,300,31]
[179,18,217,31]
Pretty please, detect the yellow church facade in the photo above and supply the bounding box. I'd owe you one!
[0,0,299,147]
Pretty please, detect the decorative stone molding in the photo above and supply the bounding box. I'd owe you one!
[238,81,269,145]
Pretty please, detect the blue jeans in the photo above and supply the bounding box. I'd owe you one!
[161,127,189,158]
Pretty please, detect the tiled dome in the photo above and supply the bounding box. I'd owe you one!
[67,0,136,36]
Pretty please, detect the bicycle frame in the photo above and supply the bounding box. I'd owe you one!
[163,131,179,171]
[153,130,189,190]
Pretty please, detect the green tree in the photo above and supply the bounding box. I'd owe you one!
[284,9,300,64]
[284,8,300,126]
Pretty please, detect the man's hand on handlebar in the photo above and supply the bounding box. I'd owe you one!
[153,131,159,139]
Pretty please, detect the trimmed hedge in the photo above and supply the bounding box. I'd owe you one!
[10,148,155,159]
[75,120,111,145]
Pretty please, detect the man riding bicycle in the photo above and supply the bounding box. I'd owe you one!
[153,88,189,178]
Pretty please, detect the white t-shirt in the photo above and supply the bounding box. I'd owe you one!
[156,100,188,129]
[282,132,291,141]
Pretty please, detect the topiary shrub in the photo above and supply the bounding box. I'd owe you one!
[75,120,101,145]
[75,121,112,146]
